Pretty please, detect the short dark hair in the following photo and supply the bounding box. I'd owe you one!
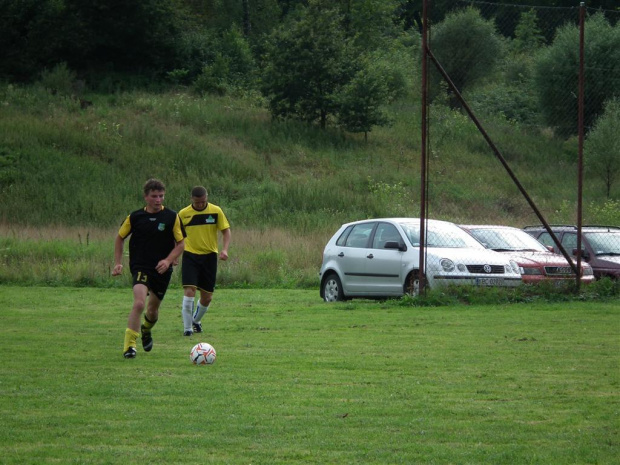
[143,178,166,195]
[191,186,207,197]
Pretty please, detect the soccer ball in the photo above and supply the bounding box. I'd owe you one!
[190,342,216,365]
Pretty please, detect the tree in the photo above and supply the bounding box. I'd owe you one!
[534,13,620,137]
[261,0,398,134]
[261,1,356,129]
[512,9,545,54]
[336,64,392,140]
[345,0,401,50]
[0,0,194,83]
[585,98,620,198]
[429,7,504,105]
[0,0,67,81]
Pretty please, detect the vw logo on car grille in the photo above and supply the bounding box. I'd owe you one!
[483,264,492,274]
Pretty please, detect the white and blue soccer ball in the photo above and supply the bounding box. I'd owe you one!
[190,342,216,365]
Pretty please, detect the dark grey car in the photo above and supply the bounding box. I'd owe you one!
[523,225,620,280]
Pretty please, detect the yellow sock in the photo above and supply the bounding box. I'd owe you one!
[123,328,139,353]
[142,315,157,331]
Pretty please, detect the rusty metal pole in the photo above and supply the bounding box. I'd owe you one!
[418,0,429,295]
[576,2,585,290]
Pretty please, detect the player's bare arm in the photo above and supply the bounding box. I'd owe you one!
[220,228,231,261]
[112,235,126,276]
[156,239,185,274]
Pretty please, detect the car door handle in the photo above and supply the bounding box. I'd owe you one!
[367,254,374,259]
[338,252,344,257]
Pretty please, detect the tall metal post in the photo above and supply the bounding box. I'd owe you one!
[418,0,429,294]
[577,3,585,290]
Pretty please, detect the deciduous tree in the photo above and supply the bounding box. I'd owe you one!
[261,1,355,129]
[429,7,504,105]
[585,98,620,198]
[534,13,620,137]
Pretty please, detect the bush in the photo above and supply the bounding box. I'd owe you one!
[466,81,540,126]
[38,62,77,96]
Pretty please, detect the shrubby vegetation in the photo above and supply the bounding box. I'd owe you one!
[1,1,618,139]
[401,277,619,307]
[534,12,620,137]
[585,98,620,198]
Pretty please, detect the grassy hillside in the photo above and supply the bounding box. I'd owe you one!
[0,85,618,287]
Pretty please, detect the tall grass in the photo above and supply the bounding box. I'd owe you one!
[0,224,329,288]
[2,223,619,297]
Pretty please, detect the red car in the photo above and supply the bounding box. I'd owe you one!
[460,225,595,285]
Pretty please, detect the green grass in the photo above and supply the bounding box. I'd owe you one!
[1,286,617,464]
[1,85,618,233]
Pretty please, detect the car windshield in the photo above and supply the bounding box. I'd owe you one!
[469,228,548,252]
[399,221,484,249]
[584,232,620,255]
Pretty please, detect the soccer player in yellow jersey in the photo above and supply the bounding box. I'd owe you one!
[113,179,185,358]
[178,186,231,336]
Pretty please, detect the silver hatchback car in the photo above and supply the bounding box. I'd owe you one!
[319,218,522,301]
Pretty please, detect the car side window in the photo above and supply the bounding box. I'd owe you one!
[372,223,401,249]
[561,233,578,254]
[336,226,354,246]
[344,223,375,248]
[537,232,555,248]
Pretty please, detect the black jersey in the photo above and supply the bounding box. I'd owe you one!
[118,207,185,273]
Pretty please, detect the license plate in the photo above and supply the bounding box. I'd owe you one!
[476,277,503,286]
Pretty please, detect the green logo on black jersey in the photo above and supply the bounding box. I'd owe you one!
[158,223,166,231]
[206,215,215,224]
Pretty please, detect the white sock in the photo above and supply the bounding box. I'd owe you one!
[193,303,209,324]
[182,296,194,332]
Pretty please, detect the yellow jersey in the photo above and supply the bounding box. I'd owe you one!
[178,203,230,255]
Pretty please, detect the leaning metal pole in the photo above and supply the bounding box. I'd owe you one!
[576,2,585,290]
[426,48,579,276]
[418,0,429,295]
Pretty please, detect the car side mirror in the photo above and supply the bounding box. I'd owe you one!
[546,245,554,252]
[573,248,589,260]
[385,241,407,252]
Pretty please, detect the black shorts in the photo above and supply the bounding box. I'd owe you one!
[132,268,173,301]
[182,251,218,293]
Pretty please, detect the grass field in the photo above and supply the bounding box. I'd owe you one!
[0,286,618,464]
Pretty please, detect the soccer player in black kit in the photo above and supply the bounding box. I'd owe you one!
[113,179,185,358]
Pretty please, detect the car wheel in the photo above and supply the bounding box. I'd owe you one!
[404,271,426,297]
[323,273,345,302]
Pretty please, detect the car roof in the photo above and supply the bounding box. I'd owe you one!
[460,224,520,231]
[523,224,620,232]
[341,218,455,227]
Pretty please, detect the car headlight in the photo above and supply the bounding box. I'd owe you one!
[521,267,543,275]
[583,267,594,276]
[440,258,455,272]
[509,260,520,274]
[457,263,467,272]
